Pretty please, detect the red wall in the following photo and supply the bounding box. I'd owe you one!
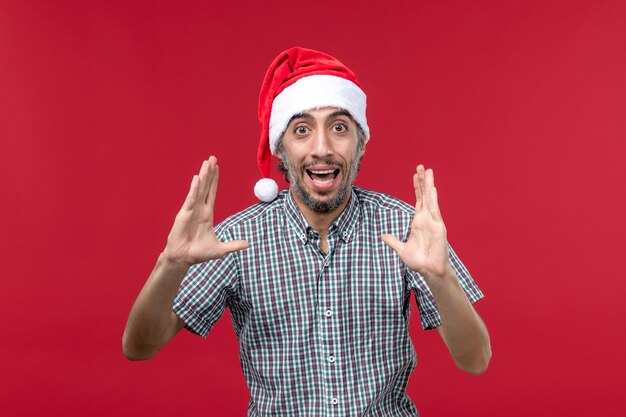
[2,1,625,416]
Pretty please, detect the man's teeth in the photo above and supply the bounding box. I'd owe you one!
[313,178,333,185]
[306,168,338,186]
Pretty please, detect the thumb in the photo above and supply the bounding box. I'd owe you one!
[219,239,250,255]
[381,234,404,254]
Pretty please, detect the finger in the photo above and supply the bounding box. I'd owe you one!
[217,239,250,256]
[429,185,443,221]
[424,168,444,220]
[197,159,210,205]
[425,168,435,188]
[206,156,219,208]
[181,175,200,210]
[423,168,435,209]
[414,164,425,209]
[201,157,218,204]
[413,173,422,209]
[381,234,404,255]
[417,166,444,221]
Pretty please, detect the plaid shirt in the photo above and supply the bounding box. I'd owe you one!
[173,187,483,416]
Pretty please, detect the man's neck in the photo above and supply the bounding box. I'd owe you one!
[290,189,351,239]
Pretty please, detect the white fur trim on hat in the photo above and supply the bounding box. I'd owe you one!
[268,74,369,154]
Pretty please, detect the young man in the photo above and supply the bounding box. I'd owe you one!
[123,47,491,416]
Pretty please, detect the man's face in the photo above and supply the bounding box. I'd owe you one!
[278,107,364,213]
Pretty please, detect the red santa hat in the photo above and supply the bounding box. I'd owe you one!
[254,47,370,202]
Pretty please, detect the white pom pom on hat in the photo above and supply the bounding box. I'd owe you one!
[254,178,279,202]
[255,47,369,202]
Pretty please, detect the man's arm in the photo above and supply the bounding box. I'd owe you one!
[122,255,189,361]
[122,156,249,360]
[382,165,491,375]
[429,264,491,375]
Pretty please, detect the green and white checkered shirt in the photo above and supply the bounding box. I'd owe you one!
[173,187,483,416]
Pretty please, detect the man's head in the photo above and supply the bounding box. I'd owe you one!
[254,47,369,203]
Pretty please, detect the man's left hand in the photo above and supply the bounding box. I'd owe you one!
[382,164,450,279]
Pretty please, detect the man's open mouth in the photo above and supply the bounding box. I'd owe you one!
[306,168,340,185]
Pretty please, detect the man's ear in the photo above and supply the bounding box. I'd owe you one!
[358,143,366,159]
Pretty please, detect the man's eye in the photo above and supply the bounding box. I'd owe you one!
[333,124,346,132]
[295,126,308,135]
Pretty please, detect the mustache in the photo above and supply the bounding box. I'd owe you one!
[303,158,344,169]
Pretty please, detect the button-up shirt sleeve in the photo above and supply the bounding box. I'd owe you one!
[407,245,484,330]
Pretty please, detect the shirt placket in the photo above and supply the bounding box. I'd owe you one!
[312,231,344,416]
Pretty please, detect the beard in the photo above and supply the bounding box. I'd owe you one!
[279,152,362,213]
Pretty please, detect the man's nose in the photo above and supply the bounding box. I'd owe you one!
[311,130,334,157]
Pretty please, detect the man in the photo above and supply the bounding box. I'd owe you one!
[123,47,491,416]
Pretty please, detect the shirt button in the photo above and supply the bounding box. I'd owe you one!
[325,309,333,317]
[328,355,336,363]
[331,398,339,405]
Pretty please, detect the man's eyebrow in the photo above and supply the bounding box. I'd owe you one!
[287,109,354,125]
[327,109,353,120]
[287,112,314,124]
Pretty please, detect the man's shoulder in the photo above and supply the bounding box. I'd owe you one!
[354,186,415,216]
[215,190,288,232]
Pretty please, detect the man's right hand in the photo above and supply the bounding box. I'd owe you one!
[123,156,248,360]
[162,156,249,267]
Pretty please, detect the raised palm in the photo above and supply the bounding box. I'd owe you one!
[163,156,248,267]
[382,165,450,278]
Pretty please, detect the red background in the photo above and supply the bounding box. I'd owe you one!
[1,1,625,416]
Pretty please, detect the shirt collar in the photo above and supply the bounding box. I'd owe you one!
[284,187,361,244]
